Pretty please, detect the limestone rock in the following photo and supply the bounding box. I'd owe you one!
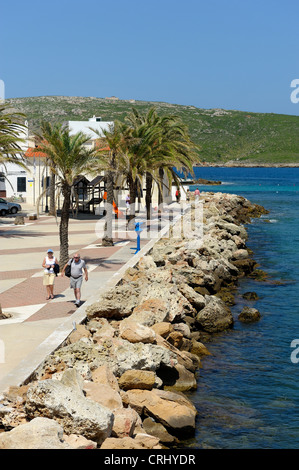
[137,255,157,270]
[242,292,259,301]
[163,364,197,392]
[129,298,170,326]
[91,365,120,391]
[58,368,85,396]
[119,320,156,344]
[0,417,71,449]
[195,295,234,333]
[134,432,161,449]
[67,324,91,344]
[83,382,123,411]
[151,322,174,338]
[238,307,261,323]
[100,436,144,449]
[112,341,177,377]
[25,379,114,444]
[172,322,191,339]
[63,434,97,449]
[190,340,211,357]
[118,370,156,391]
[92,319,116,342]
[86,284,141,320]
[142,417,177,444]
[166,331,184,349]
[111,407,140,438]
[123,389,197,435]
[176,282,206,311]
[138,282,194,323]
[232,249,250,260]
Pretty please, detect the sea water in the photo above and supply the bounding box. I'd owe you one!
[184,167,299,449]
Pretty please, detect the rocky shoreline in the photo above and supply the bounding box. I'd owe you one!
[0,192,269,449]
[195,162,299,168]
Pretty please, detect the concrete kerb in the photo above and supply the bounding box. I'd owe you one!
[0,202,200,393]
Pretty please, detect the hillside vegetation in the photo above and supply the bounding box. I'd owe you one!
[7,96,299,165]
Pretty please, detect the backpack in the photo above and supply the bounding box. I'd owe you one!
[64,259,73,278]
[53,262,60,276]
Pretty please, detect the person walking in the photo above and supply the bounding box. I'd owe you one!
[61,253,88,307]
[125,194,130,214]
[194,187,200,202]
[42,249,58,300]
[186,189,190,202]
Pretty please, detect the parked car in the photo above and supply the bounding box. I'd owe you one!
[0,198,22,214]
[0,199,9,216]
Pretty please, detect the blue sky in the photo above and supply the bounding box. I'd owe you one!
[1,0,299,115]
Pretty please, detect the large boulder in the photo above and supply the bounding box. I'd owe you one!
[25,380,114,445]
[37,336,177,379]
[111,407,141,438]
[238,307,261,323]
[142,417,177,445]
[86,284,141,320]
[122,389,197,436]
[118,370,156,391]
[136,281,194,323]
[83,382,123,411]
[63,434,97,449]
[0,417,71,449]
[112,340,178,377]
[91,365,120,391]
[195,296,234,333]
[119,320,157,344]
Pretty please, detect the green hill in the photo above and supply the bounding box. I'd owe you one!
[7,95,299,165]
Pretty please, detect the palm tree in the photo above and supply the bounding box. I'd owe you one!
[0,103,28,315]
[34,122,60,217]
[125,107,199,219]
[91,122,131,245]
[0,103,28,172]
[35,122,98,266]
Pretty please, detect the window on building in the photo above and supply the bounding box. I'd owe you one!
[41,176,50,188]
[17,177,26,193]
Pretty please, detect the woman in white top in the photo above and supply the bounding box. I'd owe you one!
[42,249,58,300]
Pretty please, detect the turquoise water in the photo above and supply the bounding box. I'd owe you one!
[186,167,299,449]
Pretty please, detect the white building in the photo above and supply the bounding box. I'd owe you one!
[0,120,31,201]
[1,116,114,206]
[68,116,114,142]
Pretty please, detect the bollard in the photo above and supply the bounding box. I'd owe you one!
[134,221,144,254]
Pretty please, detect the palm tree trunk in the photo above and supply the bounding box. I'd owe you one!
[145,172,153,220]
[59,183,71,267]
[49,169,56,216]
[127,173,136,230]
[102,170,114,246]
[158,167,164,213]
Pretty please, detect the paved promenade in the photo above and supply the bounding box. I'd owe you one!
[0,201,186,393]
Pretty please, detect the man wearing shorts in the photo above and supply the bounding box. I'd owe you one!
[62,253,88,307]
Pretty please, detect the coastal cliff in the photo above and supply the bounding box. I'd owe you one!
[0,192,268,449]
